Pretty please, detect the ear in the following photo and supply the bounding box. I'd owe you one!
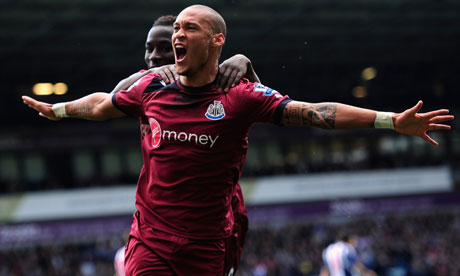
[211,33,225,47]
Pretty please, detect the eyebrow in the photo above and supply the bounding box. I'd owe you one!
[145,39,171,47]
[185,22,199,27]
[174,21,200,28]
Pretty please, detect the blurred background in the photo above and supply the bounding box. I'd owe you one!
[1,0,459,275]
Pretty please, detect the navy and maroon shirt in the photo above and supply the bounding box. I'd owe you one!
[113,73,290,239]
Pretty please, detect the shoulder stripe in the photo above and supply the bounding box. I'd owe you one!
[274,98,292,125]
[111,93,125,114]
[163,81,180,91]
[144,77,166,93]
[144,78,182,93]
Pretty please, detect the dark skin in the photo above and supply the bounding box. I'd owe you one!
[144,25,175,69]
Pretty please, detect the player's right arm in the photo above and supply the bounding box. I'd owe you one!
[22,93,125,121]
[24,72,154,120]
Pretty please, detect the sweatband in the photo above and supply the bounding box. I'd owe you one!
[374,111,394,129]
[52,102,69,118]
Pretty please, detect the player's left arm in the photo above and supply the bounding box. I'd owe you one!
[281,100,454,146]
[217,54,260,92]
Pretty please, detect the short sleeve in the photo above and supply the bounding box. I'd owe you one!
[236,79,291,124]
[112,73,163,117]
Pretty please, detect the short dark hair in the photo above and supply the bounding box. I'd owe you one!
[206,7,226,37]
[153,15,177,27]
[182,5,226,37]
[336,229,351,242]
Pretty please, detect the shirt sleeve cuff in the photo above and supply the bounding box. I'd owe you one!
[274,98,292,125]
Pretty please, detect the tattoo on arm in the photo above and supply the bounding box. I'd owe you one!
[283,102,337,129]
[66,103,92,119]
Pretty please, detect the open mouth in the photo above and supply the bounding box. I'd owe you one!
[175,45,187,62]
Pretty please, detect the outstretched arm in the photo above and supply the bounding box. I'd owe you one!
[282,100,454,146]
[22,93,125,121]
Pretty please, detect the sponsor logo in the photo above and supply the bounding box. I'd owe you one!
[162,130,219,148]
[205,100,225,120]
[149,118,162,149]
[253,83,282,98]
[148,117,219,148]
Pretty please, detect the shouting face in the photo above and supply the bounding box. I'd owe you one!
[172,6,223,78]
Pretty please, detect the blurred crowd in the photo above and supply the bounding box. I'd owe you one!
[0,237,122,276]
[1,207,459,276]
[1,130,458,194]
[238,208,460,276]
[1,127,458,276]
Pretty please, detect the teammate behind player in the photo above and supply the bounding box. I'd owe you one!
[23,4,454,275]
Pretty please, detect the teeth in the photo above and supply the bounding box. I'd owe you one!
[176,45,184,49]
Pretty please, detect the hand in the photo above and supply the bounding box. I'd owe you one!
[149,64,178,84]
[111,71,151,93]
[22,96,61,121]
[216,54,249,92]
[394,100,454,146]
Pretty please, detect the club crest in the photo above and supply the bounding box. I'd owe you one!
[205,100,225,120]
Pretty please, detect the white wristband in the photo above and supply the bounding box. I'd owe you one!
[374,112,394,129]
[52,102,69,118]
